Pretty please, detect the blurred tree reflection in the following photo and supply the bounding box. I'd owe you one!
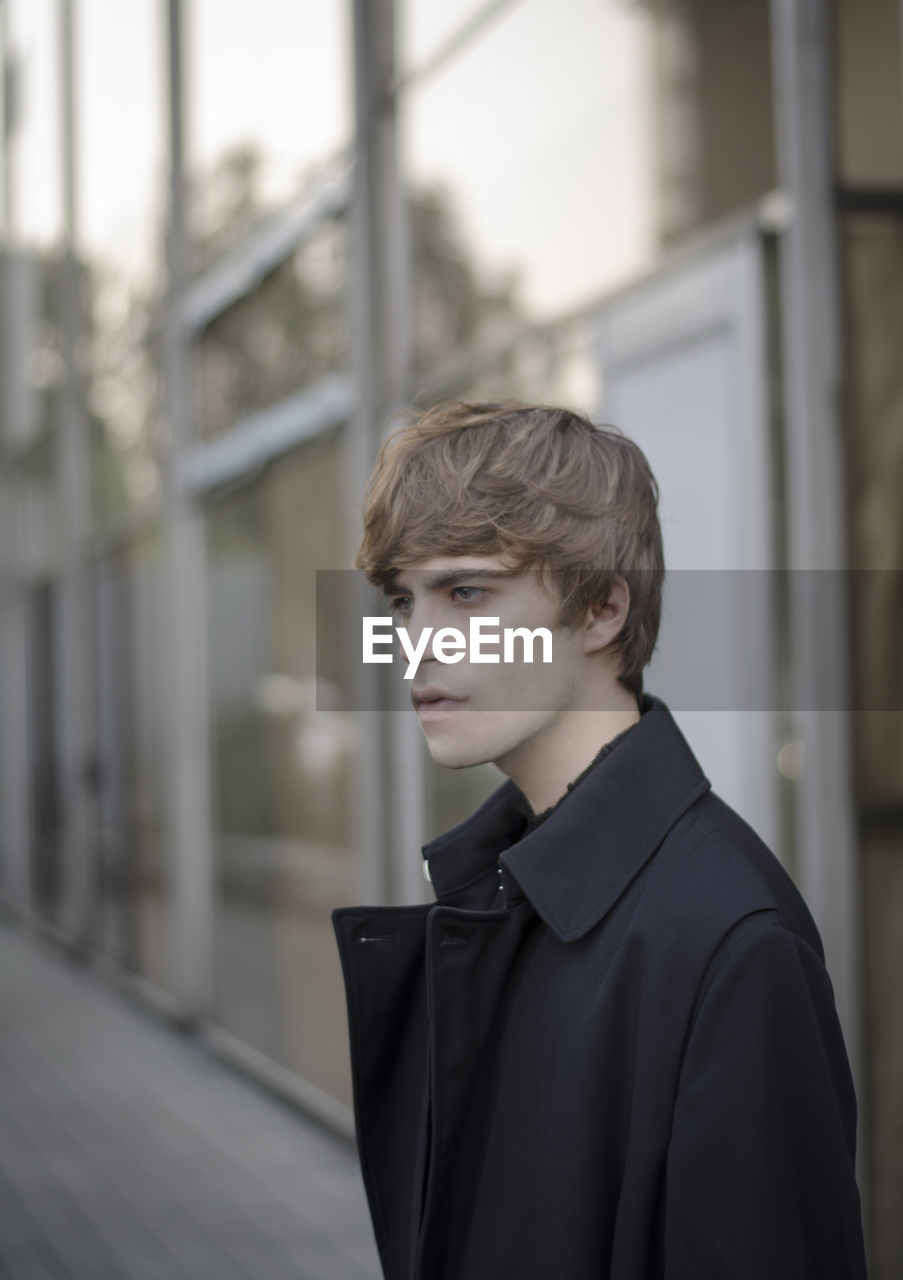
[409,180,525,373]
[80,136,544,460]
[1,247,66,449]
[86,249,164,520]
[190,142,533,437]
[191,145,348,438]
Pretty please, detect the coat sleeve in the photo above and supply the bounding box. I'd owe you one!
[662,910,868,1279]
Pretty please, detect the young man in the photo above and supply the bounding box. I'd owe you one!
[332,401,868,1279]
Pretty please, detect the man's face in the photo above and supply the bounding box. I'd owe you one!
[384,553,595,771]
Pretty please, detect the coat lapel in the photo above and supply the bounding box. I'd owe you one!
[422,693,712,943]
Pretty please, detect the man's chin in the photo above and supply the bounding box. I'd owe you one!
[420,727,492,770]
[425,741,490,769]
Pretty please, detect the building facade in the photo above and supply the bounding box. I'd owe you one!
[0,1,900,1273]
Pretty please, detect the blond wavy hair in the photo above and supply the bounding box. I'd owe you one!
[353,400,665,699]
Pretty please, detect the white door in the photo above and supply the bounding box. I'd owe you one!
[597,229,782,858]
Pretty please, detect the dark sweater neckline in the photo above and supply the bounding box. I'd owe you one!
[515,694,651,838]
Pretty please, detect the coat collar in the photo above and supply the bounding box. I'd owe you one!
[421,692,712,943]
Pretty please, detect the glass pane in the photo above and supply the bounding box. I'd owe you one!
[402,0,775,371]
[841,214,903,807]
[398,0,502,73]
[433,310,602,409]
[17,432,64,580]
[76,0,166,522]
[834,0,903,187]
[5,0,63,247]
[193,214,349,438]
[128,528,174,992]
[2,247,66,449]
[26,581,65,927]
[188,0,351,257]
[92,531,174,990]
[94,554,132,963]
[206,430,360,1106]
[403,0,656,349]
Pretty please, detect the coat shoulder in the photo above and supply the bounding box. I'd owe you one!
[644,789,825,964]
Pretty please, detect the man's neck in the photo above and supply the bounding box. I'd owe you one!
[496,698,642,815]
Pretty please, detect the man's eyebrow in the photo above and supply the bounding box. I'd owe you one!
[382,568,515,597]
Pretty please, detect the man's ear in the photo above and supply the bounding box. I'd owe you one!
[581,576,631,656]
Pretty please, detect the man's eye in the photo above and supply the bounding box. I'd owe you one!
[452,586,485,604]
[391,596,412,615]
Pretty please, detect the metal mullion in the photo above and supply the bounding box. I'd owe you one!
[162,0,214,1025]
[57,0,96,954]
[349,0,425,911]
[770,0,865,1218]
[0,0,31,919]
[0,0,10,234]
[348,0,385,909]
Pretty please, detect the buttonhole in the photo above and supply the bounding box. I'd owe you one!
[357,933,399,944]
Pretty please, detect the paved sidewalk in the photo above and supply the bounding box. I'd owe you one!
[0,921,381,1280]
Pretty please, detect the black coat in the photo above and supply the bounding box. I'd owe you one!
[333,693,868,1279]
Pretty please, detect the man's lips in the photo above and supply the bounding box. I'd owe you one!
[411,686,467,711]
